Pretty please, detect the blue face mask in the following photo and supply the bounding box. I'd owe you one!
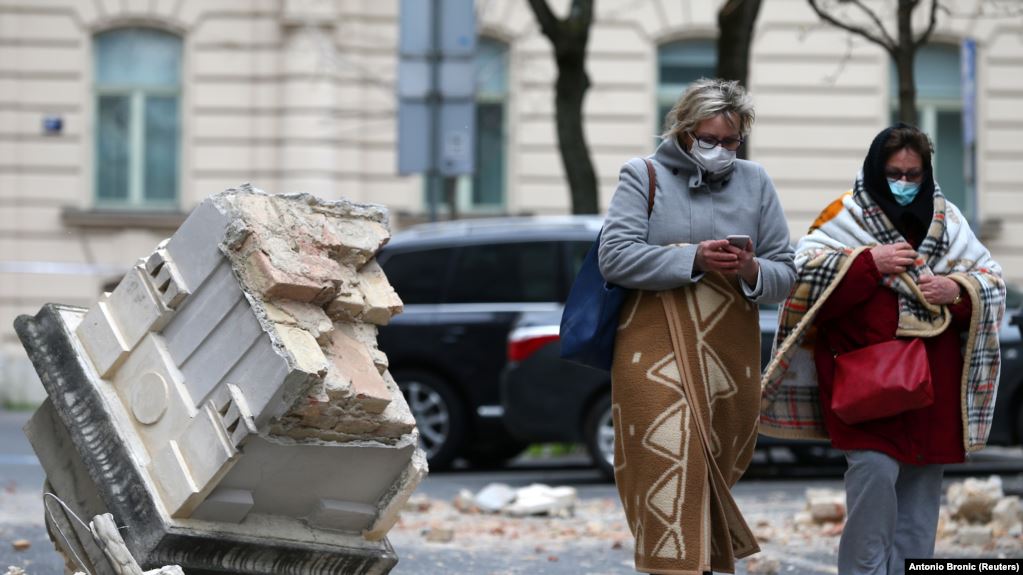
[887,179,920,206]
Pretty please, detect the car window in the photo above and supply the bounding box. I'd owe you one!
[379,248,452,304]
[447,242,559,303]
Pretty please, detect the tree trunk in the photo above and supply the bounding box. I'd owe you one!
[526,0,599,215]
[716,0,762,159]
[716,0,762,88]
[555,52,598,214]
[895,0,917,124]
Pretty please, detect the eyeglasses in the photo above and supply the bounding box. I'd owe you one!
[884,168,924,182]
[689,132,744,151]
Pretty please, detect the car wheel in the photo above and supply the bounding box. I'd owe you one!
[584,392,615,480]
[395,370,465,471]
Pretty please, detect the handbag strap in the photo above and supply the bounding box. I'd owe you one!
[642,158,656,217]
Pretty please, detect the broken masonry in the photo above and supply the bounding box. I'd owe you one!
[16,186,427,575]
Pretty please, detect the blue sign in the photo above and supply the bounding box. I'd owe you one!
[42,116,63,135]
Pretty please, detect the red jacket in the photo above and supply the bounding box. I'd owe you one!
[812,251,973,465]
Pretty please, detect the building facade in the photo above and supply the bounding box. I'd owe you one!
[1,0,1021,402]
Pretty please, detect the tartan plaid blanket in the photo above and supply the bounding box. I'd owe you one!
[760,174,1006,451]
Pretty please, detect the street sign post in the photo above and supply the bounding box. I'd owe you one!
[397,0,476,221]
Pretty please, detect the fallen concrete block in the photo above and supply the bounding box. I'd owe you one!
[16,186,426,574]
[805,488,846,524]
[956,524,994,547]
[991,496,1023,536]
[503,484,577,517]
[474,483,517,513]
[948,476,1004,524]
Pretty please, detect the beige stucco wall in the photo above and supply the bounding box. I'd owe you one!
[0,0,1021,402]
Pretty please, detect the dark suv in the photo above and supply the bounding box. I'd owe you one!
[375,216,603,469]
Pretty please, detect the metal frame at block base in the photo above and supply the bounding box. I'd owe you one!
[16,304,399,575]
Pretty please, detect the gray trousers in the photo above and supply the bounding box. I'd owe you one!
[839,450,944,575]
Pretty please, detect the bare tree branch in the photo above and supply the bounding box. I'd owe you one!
[847,0,898,47]
[527,0,560,41]
[808,0,897,52]
[914,0,941,48]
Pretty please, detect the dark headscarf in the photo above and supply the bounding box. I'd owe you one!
[861,123,936,246]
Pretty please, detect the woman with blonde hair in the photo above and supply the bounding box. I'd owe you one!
[599,78,795,574]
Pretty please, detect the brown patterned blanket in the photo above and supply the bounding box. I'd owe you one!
[611,273,761,574]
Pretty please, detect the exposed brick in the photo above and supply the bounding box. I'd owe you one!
[357,260,403,326]
[275,324,329,377]
[244,247,332,303]
[325,329,392,414]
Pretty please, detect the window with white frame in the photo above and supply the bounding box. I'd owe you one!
[450,37,508,211]
[657,39,716,132]
[890,44,968,218]
[94,28,182,208]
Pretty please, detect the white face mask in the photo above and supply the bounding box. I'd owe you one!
[690,143,736,175]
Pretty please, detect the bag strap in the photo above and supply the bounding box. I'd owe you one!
[642,158,656,217]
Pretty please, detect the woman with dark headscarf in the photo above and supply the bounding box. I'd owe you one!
[761,123,1006,574]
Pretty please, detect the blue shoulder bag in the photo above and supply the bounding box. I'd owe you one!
[560,158,656,371]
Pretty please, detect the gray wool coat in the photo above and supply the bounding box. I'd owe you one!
[598,138,796,303]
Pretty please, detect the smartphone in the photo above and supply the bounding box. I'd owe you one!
[726,234,751,249]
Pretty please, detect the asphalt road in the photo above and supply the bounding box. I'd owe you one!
[2,409,1022,575]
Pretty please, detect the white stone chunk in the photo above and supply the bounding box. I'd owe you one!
[76,300,130,379]
[308,499,378,531]
[220,336,292,426]
[162,259,242,366]
[111,334,196,454]
[131,372,170,425]
[356,260,403,326]
[217,383,257,447]
[164,201,232,290]
[474,483,517,513]
[190,488,255,524]
[276,324,330,376]
[992,496,1023,535]
[178,403,239,491]
[956,524,993,546]
[149,402,240,518]
[948,476,1004,523]
[149,440,200,517]
[106,266,172,349]
[806,488,846,523]
[150,258,191,310]
[503,484,577,517]
[180,300,264,407]
[144,245,168,275]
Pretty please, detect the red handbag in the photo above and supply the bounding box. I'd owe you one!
[831,338,934,425]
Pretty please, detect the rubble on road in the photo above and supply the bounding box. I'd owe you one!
[473,483,516,513]
[941,476,1023,549]
[10,540,29,552]
[775,476,1023,556]
[502,484,577,517]
[451,483,578,517]
[805,488,845,524]
[948,476,1004,524]
[391,491,629,552]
